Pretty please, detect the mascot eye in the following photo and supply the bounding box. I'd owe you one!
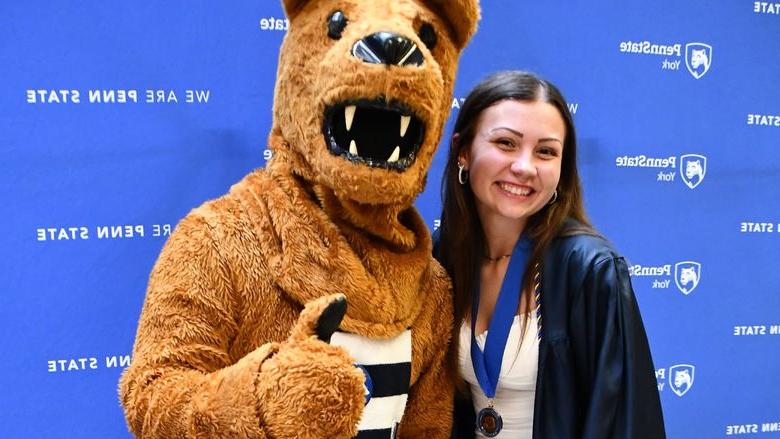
[327,10,348,40]
[418,22,437,50]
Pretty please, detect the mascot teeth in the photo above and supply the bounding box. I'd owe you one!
[388,146,400,163]
[324,98,425,171]
[400,115,410,137]
[345,105,356,132]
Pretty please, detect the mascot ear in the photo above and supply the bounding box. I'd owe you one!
[428,0,481,49]
[281,0,310,20]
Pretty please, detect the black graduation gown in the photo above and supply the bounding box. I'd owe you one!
[437,226,666,439]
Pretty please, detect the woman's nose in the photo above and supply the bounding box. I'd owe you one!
[509,151,535,175]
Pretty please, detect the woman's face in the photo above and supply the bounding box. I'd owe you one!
[459,99,565,227]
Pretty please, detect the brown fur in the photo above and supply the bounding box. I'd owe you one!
[119,0,479,437]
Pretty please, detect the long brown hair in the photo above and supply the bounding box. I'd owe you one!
[436,71,594,387]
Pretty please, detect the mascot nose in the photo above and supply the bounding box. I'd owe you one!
[351,32,424,67]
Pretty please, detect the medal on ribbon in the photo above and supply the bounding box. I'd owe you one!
[471,235,532,437]
[476,402,503,437]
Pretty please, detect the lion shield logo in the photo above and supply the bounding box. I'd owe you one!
[685,43,712,79]
[674,261,701,295]
[669,364,695,397]
[680,154,707,189]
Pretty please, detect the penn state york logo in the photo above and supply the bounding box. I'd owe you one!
[679,154,707,189]
[685,43,712,79]
[669,364,695,397]
[674,261,701,295]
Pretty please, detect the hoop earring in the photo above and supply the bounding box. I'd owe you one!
[548,190,558,205]
[457,163,468,185]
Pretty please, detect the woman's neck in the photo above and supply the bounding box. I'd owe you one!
[477,207,527,260]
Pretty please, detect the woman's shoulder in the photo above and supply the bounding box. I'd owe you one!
[544,219,633,305]
[547,218,622,269]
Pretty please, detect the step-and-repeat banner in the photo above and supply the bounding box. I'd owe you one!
[2,1,778,437]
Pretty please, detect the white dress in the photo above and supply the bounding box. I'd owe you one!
[458,313,540,438]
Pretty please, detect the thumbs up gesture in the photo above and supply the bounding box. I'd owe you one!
[256,294,366,439]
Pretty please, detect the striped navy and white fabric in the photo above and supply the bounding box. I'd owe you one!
[330,329,412,439]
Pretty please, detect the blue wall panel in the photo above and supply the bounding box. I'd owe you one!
[2,1,778,437]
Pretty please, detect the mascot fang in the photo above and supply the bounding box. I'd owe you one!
[119,1,479,438]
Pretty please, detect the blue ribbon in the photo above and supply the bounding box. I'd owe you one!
[470,235,533,399]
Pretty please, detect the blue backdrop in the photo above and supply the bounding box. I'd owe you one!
[2,1,779,437]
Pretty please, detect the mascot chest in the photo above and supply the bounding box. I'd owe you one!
[331,330,412,438]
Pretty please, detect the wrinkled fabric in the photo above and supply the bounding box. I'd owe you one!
[438,221,666,439]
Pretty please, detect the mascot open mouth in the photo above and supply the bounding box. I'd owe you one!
[323,98,425,171]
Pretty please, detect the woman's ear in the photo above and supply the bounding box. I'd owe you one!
[454,134,469,169]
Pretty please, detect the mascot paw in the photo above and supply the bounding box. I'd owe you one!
[257,294,365,439]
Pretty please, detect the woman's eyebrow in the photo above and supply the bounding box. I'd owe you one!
[490,128,562,145]
[490,127,523,137]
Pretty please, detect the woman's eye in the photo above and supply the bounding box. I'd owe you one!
[538,147,558,157]
[327,11,348,40]
[496,138,514,147]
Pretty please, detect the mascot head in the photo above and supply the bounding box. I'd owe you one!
[270,0,480,207]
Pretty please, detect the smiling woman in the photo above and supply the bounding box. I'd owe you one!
[457,99,564,232]
[434,71,666,438]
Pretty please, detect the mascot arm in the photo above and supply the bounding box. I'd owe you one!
[398,278,454,438]
[120,213,365,438]
[119,212,270,437]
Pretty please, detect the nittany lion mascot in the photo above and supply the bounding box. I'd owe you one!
[119,0,479,438]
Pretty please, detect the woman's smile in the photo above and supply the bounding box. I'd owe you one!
[495,181,534,198]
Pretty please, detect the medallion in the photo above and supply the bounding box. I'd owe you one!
[477,405,503,437]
